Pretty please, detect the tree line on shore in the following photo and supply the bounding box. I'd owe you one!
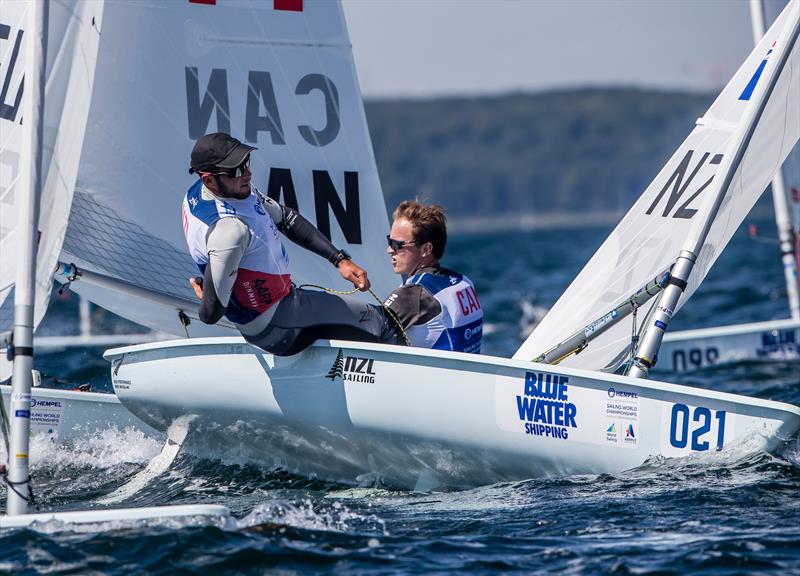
[364,88,722,223]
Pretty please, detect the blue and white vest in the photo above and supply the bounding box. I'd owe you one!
[182,180,291,325]
[404,270,483,353]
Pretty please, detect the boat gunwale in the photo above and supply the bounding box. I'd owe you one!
[663,317,800,341]
[104,337,800,417]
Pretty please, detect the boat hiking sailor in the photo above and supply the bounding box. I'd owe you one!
[182,132,403,356]
[383,200,483,353]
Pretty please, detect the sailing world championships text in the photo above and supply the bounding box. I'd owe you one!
[516,372,578,440]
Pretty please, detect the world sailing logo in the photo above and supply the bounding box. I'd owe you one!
[606,422,618,444]
[326,349,376,383]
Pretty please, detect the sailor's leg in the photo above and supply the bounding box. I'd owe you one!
[244,288,402,355]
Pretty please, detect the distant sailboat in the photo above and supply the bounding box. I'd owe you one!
[657,0,800,373]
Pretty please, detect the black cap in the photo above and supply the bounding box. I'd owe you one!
[189,133,256,174]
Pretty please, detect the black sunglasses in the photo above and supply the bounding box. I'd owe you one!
[386,235,416,251]
[210,156,251,178]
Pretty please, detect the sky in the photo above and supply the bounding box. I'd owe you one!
[342,0,757,99]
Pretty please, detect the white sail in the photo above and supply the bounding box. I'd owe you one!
[756,0,800,319]
[514,1,800,369]
[57,0,396,337]
[0,0,102,333]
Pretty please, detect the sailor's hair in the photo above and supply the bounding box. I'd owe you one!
[393,200,447,259]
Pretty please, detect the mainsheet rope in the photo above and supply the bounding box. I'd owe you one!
[296,283,411,346]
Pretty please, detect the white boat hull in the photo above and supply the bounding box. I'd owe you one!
[658,318,799,372]
[0,385,161,444]
[105,338,800,490]
[0,504,230,530]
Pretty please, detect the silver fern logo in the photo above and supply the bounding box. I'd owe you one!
[326,349,344,380]
[326,349,377,383]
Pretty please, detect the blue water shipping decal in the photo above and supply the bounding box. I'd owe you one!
[757,328,798,357]
[516,372,578,440]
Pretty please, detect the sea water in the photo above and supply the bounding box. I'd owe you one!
[1,218,798,575]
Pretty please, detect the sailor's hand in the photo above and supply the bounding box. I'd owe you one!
[189,277,204,300]
[338,260,371,291]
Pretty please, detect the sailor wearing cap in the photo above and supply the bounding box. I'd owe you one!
[182,132,402,356]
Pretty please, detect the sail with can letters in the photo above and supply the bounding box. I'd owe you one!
[18,0,395,337]
[514,0,800,370]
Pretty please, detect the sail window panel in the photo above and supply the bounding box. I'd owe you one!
[62,192,198,301]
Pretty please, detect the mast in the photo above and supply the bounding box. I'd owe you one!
[7,0,48,515]
[750,0,800,320]
[628,2,800,378]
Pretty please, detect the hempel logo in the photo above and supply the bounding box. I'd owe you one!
[464,324,483,341]
[607,387,638,399]
[326,349,376,383]
[30,399,62,409]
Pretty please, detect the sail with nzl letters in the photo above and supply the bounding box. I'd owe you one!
[514,1,800,371]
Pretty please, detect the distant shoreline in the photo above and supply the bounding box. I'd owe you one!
[448,211,623,234]
[366,89,778,236]
[447,204,776,235]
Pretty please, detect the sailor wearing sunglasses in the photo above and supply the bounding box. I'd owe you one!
[383,201,483,354]
[182,132,402,356]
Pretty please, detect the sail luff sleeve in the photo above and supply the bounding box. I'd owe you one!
[684,2,800,260]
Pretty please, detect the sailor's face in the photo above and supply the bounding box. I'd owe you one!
[214,168,251,200]
[387,218,423,275]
